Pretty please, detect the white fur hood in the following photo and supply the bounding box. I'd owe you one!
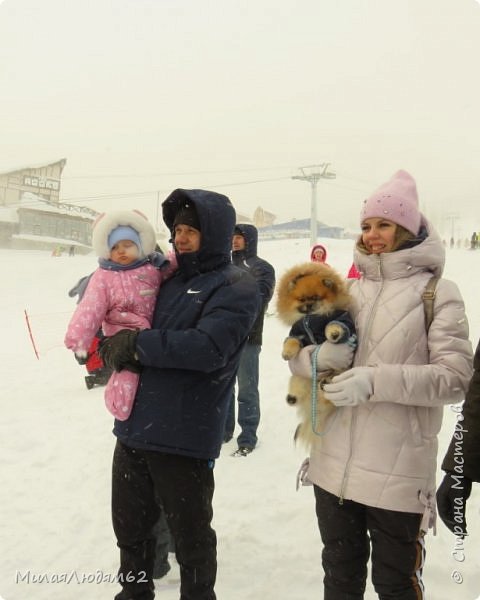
[91,210,156,259]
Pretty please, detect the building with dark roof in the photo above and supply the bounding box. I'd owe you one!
[0,159,97,252]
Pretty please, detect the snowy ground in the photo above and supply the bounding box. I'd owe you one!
[2,237,480,600]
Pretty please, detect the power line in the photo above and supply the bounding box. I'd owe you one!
[13,168,373,212]
[62,166,296,180]
[60,176,292,204]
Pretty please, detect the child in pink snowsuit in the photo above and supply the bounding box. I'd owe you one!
[65,210,175,420]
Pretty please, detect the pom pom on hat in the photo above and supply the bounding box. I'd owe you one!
[108,225,142,252]
[173,203,201,231]
[360,170,421,235]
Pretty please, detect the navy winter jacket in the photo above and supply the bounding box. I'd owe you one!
[113,189,261,460]
[232,224,275,345]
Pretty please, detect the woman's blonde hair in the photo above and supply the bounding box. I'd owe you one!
[357,223,416,254]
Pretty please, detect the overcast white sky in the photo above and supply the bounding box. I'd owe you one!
[1,0,479,236]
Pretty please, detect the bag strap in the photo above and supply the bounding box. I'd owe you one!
[422,276,439,332]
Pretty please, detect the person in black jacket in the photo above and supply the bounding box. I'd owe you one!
[225,224,275,457]
[99,190,261,600]
[437,339,480,537]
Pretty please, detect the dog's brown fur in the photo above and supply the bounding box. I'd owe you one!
[276,262,353,449]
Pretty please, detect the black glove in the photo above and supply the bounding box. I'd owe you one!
[436,472,472,536]
[98,329,141,373]
[74,353,88,366]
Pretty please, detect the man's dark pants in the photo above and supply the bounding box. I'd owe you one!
[112,440,217,600]
[225,344,261,448]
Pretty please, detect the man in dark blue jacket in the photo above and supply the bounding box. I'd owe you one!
[225,224,275,457]
[100,190,261,600]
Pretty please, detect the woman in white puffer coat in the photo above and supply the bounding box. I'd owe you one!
[292,170,473,600]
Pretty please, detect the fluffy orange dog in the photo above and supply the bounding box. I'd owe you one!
[276,262,356,449]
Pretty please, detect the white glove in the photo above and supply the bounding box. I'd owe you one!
[288,339,356,379]
[288,345,317,378]
[323,367,374,406]
[315,338,356,371]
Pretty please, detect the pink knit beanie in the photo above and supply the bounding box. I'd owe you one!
[360,170,421,235]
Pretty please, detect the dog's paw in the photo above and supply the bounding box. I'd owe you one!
[282,337,301,360]
[325,320,351,344]
[286,394,297,405]
[318,376,332,391]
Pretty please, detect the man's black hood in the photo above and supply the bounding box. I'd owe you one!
[163,188,236,274]
[233,223,258,260]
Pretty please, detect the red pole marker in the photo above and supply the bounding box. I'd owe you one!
[24,309,40,360]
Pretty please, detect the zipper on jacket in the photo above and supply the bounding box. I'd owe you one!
[356,254,384,364]
[338,409,356,504]
[338,255,383,503]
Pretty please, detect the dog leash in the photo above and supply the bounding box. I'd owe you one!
[310,346,338,437]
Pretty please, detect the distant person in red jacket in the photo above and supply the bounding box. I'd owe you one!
[347,263,361,279]
[310,243,329,264]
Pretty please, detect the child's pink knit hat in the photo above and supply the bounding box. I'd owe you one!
[360,170,421,235]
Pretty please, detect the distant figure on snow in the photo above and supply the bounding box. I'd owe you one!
[346,262,361,279]
[310,243,329,264]
[225,224,275,457]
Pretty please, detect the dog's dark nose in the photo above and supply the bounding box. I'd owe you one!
[299,304,313,314]
[286,395,297,405]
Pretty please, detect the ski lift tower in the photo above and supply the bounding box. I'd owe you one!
[292,163,336,246]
